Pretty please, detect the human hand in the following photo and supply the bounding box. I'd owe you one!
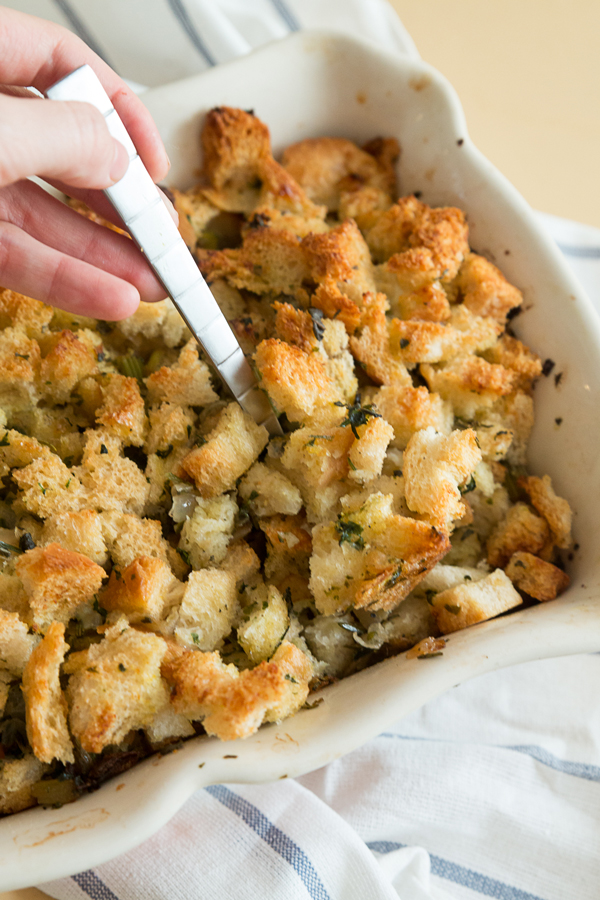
[0,7,173,320]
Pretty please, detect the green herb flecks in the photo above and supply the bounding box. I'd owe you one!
[335,392,381,439]
[459,475,476,495]
[335,517,365,551]
[308,307,325,341]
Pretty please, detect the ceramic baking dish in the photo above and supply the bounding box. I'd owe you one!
[2,30,600,890]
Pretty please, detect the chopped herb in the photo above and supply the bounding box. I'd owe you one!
[347,457,357,471]
[335,392,381,438]
[87,667,98,673]
[425,589,437,605]
[65,479,71,489]
[384,565,404,590]
[0,540,22,556]
[191,633,200,645]
[284,674,298,683]
[393,469,402,477]
[445,604,461,614]
[308,307,325,341]
[399,338,410,349]
[541,358,555,377]
[418,651,443,659]
[303,698,324,710]
[305,434,333,448]
[0,433,9,447]
[100,444,108,455]
[335,517,365,550]
[156,445,173,459]
[118,663,126,672]
[14,353,29,360]
[195,436,207,448]
[38,483,46,495]
[514,560,526,569]
[96,349,106,362]
[177,548,191,566]
[459,475,476,495]
[19,533,35,552]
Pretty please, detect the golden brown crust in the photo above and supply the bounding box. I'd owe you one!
[145,339,218,408]
[430,568,522,634]
[22,621,74,764]
[254,338,341,422]
[16,543,105,629]
[96,374,147,447]
[518,475,572,549]
[348,292,413,386]
[486,503,551,568]
[456,253,522,322]
[0,288,53,337]
[483,334,542,392]
[102,556,175,622]
[505,551,570,601]
[39,330,98,403]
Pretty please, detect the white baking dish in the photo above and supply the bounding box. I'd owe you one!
[2,31,600,890]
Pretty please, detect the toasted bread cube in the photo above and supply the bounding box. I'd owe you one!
[67,622,168,753]
[174,568,238,650]
[0,754,46,815]
[303,613,359,677]
[145,339,218,407]
[348,292,413,387]
[168,649,285,740]
[145,402,195,456]
[0,608,38,675]
[281,136,396,211]
[348,416,394,484]
[422,356,518,420]
[239,462,302,518]
[255,339,341,423]
[264,641,312,723]
[309,493,450,615]
[22,622,74,764]
[312,281,362,334]
[13,453,84,518]
[483,334,542,392]
[116,299,189,348]
[519,475,572,549]
[77,431,149,515]
[281,426,353,492]
[0,326,40,411]
[373,384,452,449]
[260,515,313,583]
[505,551,570,601]
[238,584,290,663]
[0,289,53,337]
[430,568,522,634]
[144,703,195,746]
[403,427,482,527]
[179,494,237,568]
[41,509,108,566]
[100,511,170,568]
[39,330,98,402]
[419,563,488,595]
[96,374,147,447]
[0,428,50,471]
[303,219,376,303]
[181,402,268,498]
[221,541,261,585]
[0,573,29,620]
[486,503,550,568]
[16,543,105,629]
[456,253,522,323]
[386,307,500,367]
[102,557,175,623]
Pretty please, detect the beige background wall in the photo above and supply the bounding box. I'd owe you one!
[1,4,598,899]
[389,0,600,228]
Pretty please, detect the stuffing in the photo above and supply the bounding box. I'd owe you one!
[486,503,551,568]
[0,288,53,337]
[178,494,238,568]
[181,402,268,497]
[312,281,362,334]
[0,573,29,619]
[260,515,313,583]
[263,640,313,723]
[100,511,170,568]
[13,453,84,518]
[0,608,38,675]
[66,621,168,753]
[145,339,218,408]
[39,330,98,403]
[430,568,522,634]
[174,568,239,651]
[0,326,40,412]
[167,648,287,741]
[239,462,302,517]
[347,416,394,484]
[237,583,290,663]
[302,219,377,304]
[221,541,261,585]
[95,374,147,447]
[0,754,46,815]
[348,292,413,386]
[22,621,74,764]
[171,185,221,251]
[309,492,450,615]
[403,427,482,527]
[519,474,572,549]
[281,136,398,210]
[77,431,149,516]
[102,557,177,623]
[40,509,108,566]
[373,384,452,449]
[255,338,342,423]
[16,543,105,629]
[145,402,195,456]
[505,551,570,601]
[455,253,523,322]
[482,334,542,393]
[421,356,518,419]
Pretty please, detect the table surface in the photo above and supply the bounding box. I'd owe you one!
[2,2,599,898]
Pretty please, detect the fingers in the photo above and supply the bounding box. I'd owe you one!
[0,220,141,320]
[0,180,167,302]
[0,7,169,181]
[0,94,130,189]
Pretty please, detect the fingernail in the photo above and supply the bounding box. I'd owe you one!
[159,188,179,225]
[109,140,129,183]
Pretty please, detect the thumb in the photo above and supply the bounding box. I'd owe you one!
[0,93,129,190]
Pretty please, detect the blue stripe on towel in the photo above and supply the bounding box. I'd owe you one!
[368,842,548,900]
[165,0,217,66]
[71,870,120,900]
[268,0,300,31]
[379,732,600,782]
[206,784,331,900]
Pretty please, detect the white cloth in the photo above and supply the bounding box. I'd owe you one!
[9,2,598,898]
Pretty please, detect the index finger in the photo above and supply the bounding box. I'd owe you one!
[0,7,169,182]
